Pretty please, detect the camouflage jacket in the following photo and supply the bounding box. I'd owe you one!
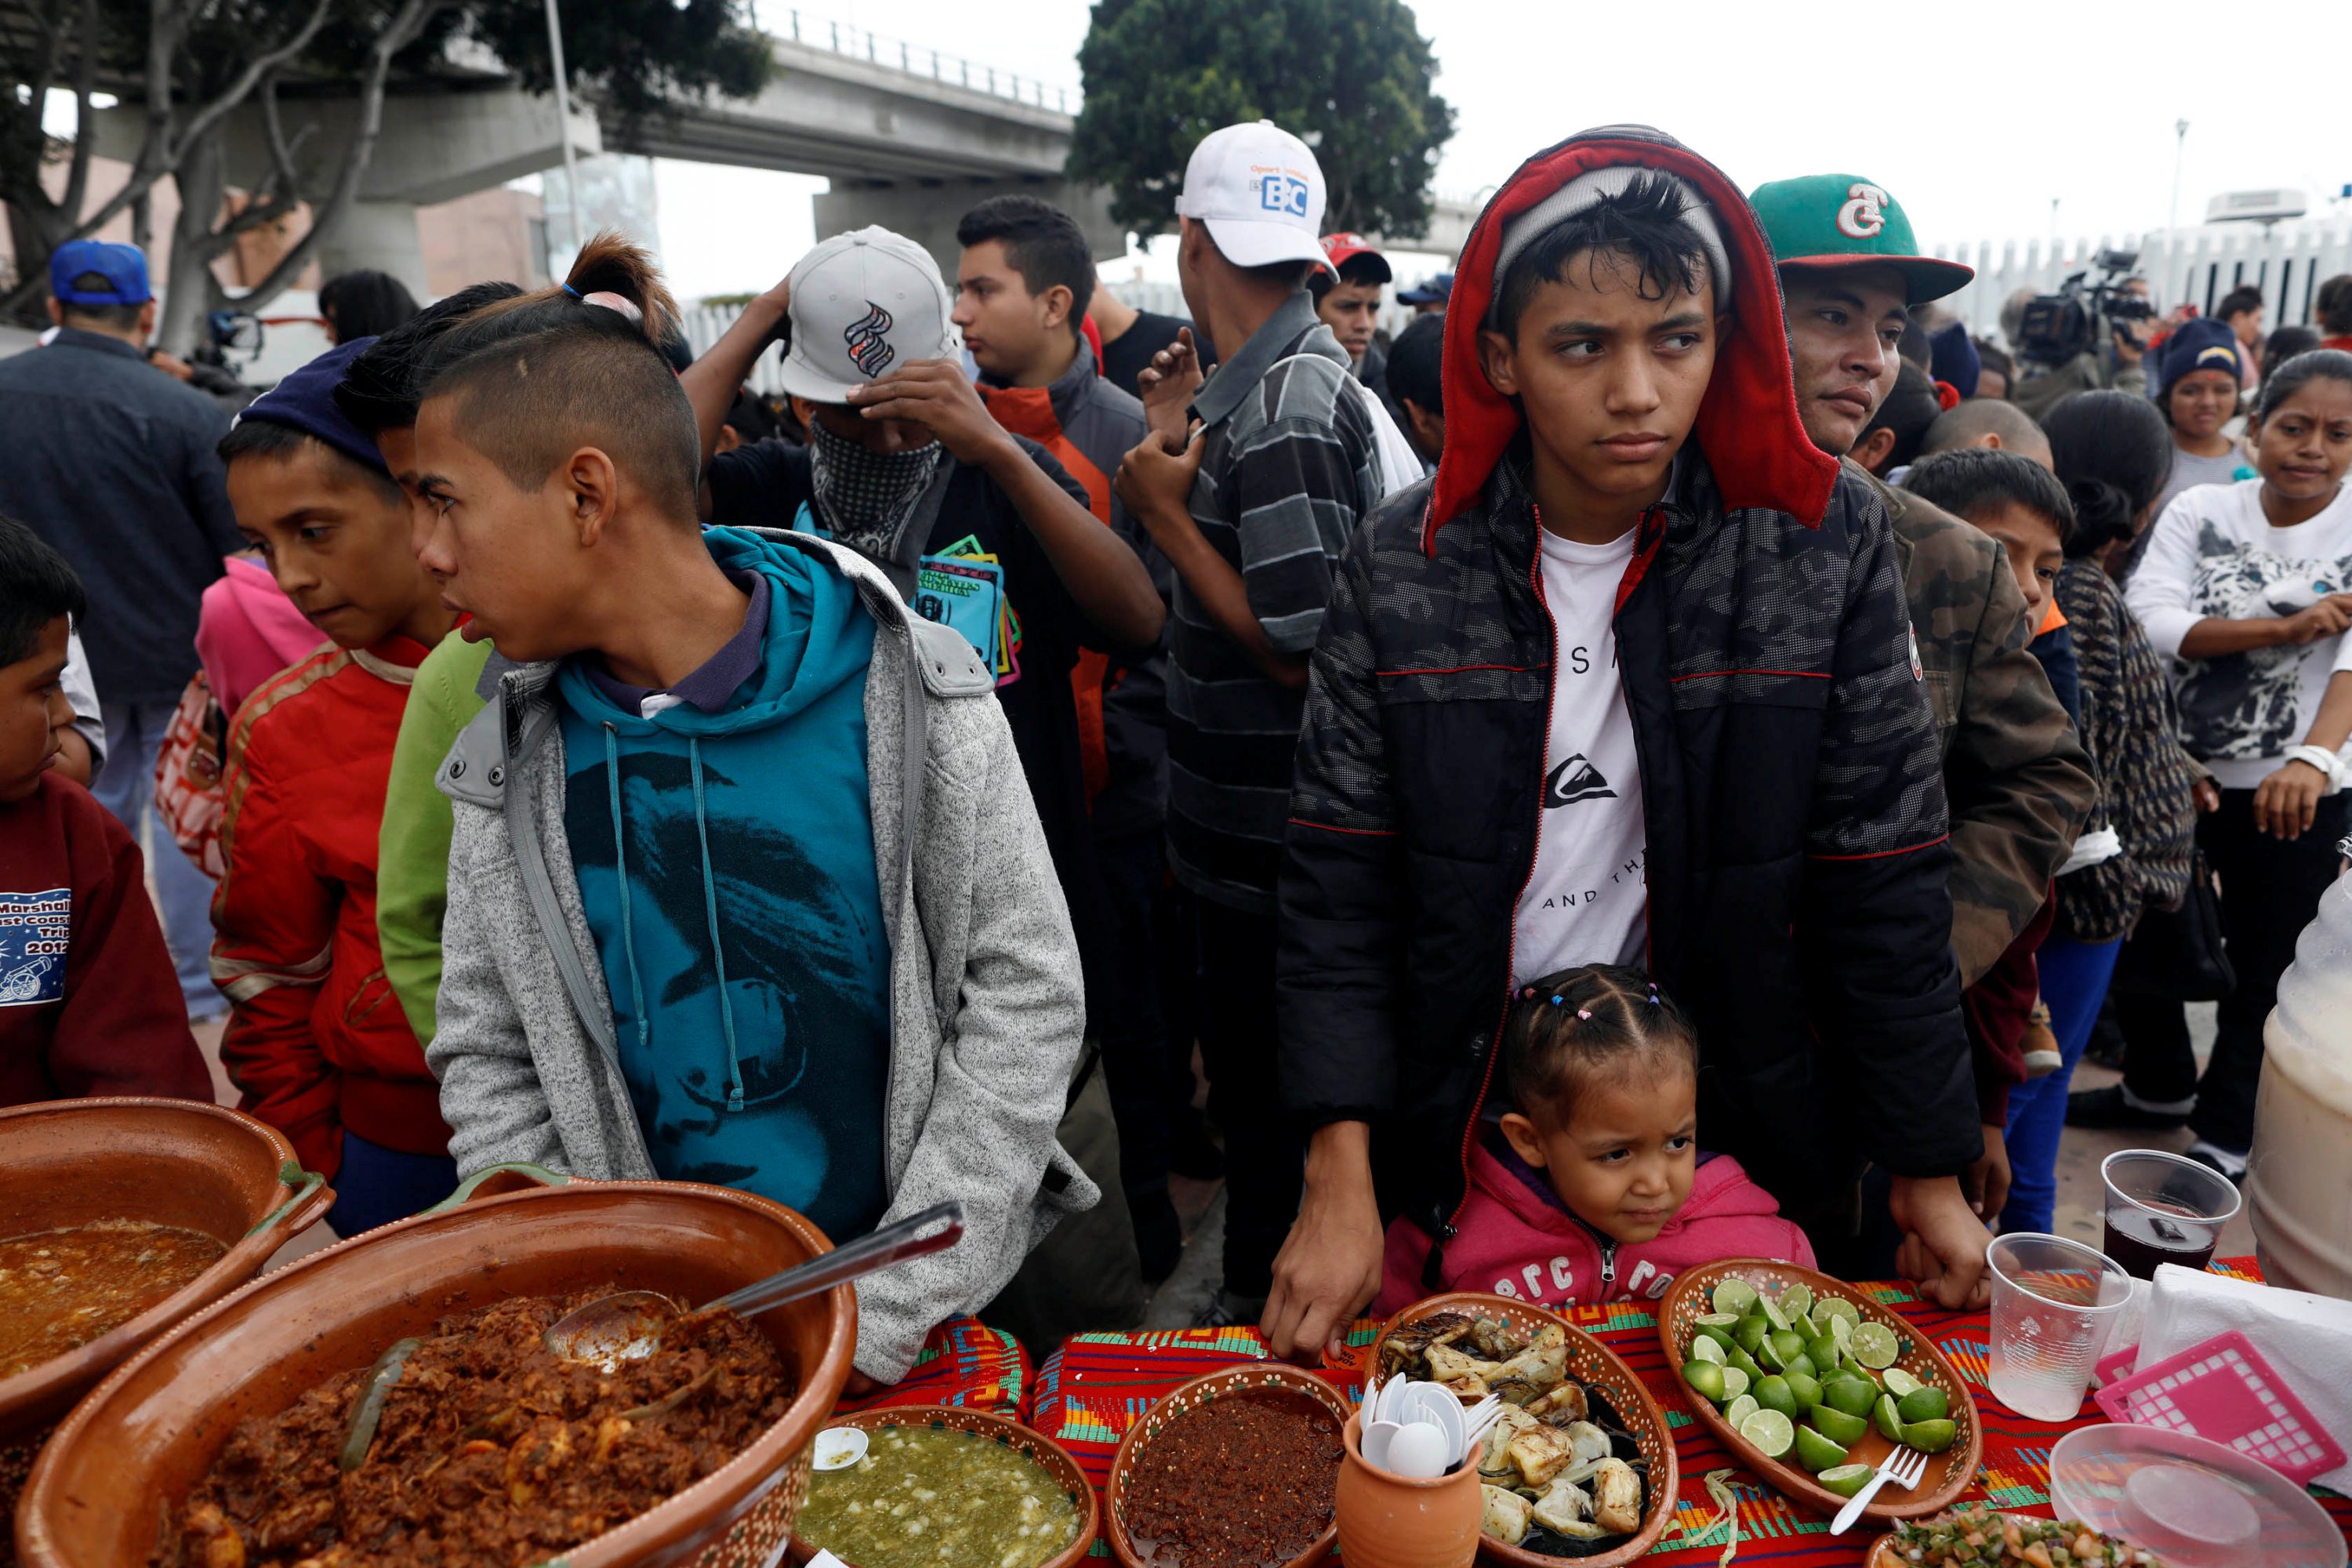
[1868,466,2097,985]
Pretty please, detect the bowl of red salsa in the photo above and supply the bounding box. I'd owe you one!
[1105,1363,1352,1568]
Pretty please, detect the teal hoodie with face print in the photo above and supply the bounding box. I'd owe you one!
[555,526,890,1240]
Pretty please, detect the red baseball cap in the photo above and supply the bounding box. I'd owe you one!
[1319,232,1392,282]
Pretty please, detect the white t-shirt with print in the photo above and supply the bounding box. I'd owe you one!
[1512,524,1649,984]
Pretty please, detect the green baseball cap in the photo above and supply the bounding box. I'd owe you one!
[1748,173,1973,303]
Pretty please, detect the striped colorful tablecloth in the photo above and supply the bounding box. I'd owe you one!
[1023,1258,2352,1563]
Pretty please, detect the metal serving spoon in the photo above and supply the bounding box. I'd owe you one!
[543,1200,965,1370]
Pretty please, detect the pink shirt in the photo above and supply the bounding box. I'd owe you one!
[195,557,324,717]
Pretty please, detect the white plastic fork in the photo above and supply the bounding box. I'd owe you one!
[1828,1443,1929,1535]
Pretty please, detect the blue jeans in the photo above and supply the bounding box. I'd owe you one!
[332,1132,459,1237]
[89,699,220,1014]
[2000,932,2124,1234]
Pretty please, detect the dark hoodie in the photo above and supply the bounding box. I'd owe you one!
[1275,126,1976,1264]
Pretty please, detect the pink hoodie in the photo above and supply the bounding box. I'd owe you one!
[196,557,325,717]
[1377,1140,1815,1316]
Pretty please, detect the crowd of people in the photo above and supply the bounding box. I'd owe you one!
[5,118,2352,1385]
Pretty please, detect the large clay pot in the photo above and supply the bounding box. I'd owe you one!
[1333,1411,1481,1568]
[0,1098,331,1443]
[18,1163,857,1568]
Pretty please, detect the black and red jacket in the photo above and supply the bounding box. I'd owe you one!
[1274,126,1980,1255]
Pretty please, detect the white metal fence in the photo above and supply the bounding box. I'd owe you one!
[1932,219,2352,341]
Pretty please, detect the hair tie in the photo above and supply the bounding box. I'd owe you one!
[561,282,582,299]
[1646,981,1662,1005]
[1576,1009,1593,1020]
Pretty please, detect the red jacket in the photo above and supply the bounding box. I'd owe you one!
[212,635,450,1176]
[1377,1139,1815,1315]
[0,773,210,1105]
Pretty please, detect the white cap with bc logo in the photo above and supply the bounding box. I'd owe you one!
[778,226,958,402]
[1173,119,1333,274]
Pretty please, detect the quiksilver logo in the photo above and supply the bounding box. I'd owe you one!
[844,301,895,377]
[1544,754,1616,808]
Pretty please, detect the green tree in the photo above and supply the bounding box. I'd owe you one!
[1067,0,1453,241]
[2,0,768,341]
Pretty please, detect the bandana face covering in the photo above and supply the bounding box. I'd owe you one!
[808,419,945,558]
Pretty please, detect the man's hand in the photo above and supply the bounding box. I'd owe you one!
[2113,318,2154,367]
[2281,596,2352,645]
[1262,1123,1385,1361]
[844,360,1013,465]
[1962,1123,2012,1221]
[1136,326,1205,445]
[1115,422,1207,538]
[2256,758,2332,840]
[1889,1174,1991,1310]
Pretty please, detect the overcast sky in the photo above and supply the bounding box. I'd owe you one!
[653,0,2344,301]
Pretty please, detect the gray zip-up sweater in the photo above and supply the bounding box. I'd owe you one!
[428,530,1094,1381]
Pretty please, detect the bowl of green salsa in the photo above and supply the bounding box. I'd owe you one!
[789,1406,1096,1568]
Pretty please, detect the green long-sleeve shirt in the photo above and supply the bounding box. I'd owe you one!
[379,633,495,1045]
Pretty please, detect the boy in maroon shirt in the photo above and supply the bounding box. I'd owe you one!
[0,515,209,1103]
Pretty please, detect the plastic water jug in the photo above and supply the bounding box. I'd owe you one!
[2252,855,2352,1301]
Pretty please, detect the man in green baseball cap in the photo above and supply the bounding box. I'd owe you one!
[1750,174,1973,459]
[1752,173,2096,1272]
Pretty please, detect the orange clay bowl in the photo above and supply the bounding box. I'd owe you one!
[16,1163,855,1568]
[0,1097,332,1443]
[786,1404,1096,1568]
[1104,1361,1352,1568]
[1657,1258,1984,1523]
[1368,1292,1679,1568]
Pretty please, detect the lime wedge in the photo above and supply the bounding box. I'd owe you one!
[1728,1346,1765,1382]
[1830,1313,1857,1352]
[1902,1417,1958,1454]
[1733,1316,1770,1356]
[1782,1370,1823,1411]
[1819,1463,1875,1498]
[1881,1367,1925,1400]
[1781,1283,1815,1319]
[1682,1360,1726,1403]
[1738,1407,1796,1460]
[1811,1296,1861,1331]
[1754,1335,1787,1373]
[1694,1321,1738,1352]
[1690,1334,1727,1366]
[1808,1403,1871,1446]
[1896,1386,1950,1425]
[1783,1350,1817,1383]
[1695,1311,1743,1330]
[1759,1294,1795,1334]
[1792,1421,1847,1473]
[1724,1393,1760,1430]
[1752,1374,1796,1417]
[1849,1322,1901,1370]
[1874,1393,1905,1444]
[1822,1377,1878,1418]
[1717,1365,1751,1403]
[1711,1279,1760,1318]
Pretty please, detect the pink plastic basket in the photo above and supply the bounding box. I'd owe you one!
[2093,1330,2346,1487]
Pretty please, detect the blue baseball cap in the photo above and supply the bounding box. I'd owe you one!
[49,239,151,306]
[1397,270,1454,306]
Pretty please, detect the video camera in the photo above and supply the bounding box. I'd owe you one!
[2016,248,2156,365]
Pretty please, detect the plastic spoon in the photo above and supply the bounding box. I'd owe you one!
[542,1200,964,1370]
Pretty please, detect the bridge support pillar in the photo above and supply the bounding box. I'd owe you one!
[813,178,1123,280]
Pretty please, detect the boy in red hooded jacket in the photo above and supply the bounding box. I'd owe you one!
[209,339,462,1233]
[1265,127,1988,1359]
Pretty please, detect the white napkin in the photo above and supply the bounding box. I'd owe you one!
[2131,1263,2352,1493]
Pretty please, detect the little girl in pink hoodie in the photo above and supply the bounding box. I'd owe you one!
[1378,964,1813,1314]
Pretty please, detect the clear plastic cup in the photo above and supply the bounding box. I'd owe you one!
[2102,1149,2241,1280]
[1986,1232,2133,1421]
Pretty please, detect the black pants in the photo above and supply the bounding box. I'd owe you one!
[2122,788,2350,1153]
[1183,889,1306,1301]
[1093,827,1194,1200]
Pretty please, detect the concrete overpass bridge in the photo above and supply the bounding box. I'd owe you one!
[95,9,1479,292]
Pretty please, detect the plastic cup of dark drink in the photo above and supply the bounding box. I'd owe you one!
[2100,1149,2241,1280]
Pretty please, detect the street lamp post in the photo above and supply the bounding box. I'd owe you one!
[544,0,583,261]
[2169,119,2190,232]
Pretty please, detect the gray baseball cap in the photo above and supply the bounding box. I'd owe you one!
[779,226,958,403]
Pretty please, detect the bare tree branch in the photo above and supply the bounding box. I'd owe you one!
[58,0,101,223]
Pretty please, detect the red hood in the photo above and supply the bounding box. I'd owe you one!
[1426,125,1838,553]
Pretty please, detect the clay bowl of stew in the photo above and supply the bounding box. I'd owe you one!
[0,1097,332,1443]
[17,1163,855,1568]
[1367,1293,1680,1568]
[1105,1361,1353,1568]
[785,1404,1096,1568]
